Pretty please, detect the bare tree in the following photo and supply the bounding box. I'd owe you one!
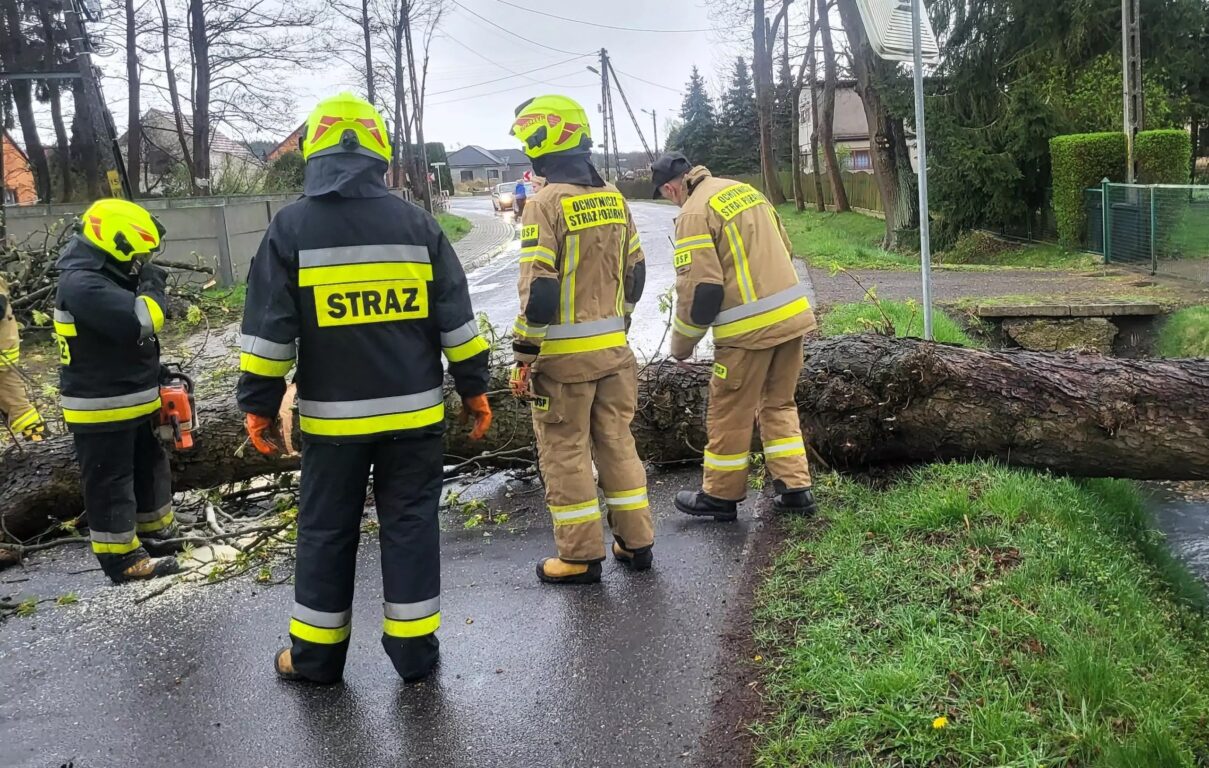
[816,0,849,211]
[1,1,53,202]
[753,0,792,205]
[34,0,73,201]
[157,0,196,192]
[326,0,377,103]
[791,0,822,212]
[124,0,141,189]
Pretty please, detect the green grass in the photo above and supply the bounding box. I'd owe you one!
[1157,306,1209,357]
[778,205,915,270]
[936,231,1100,270]
[820,300,980,347]
[438,212,472,243]
[751,463,1209,767]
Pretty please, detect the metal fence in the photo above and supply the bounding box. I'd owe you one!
[1087,181,1209,280]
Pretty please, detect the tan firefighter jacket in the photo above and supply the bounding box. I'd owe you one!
[513,181,645,383]
[0,276,17,360]
[669,166,816,360]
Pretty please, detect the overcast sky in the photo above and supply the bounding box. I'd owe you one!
[69,0,752,155]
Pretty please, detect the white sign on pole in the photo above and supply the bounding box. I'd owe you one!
[854,0,940,340]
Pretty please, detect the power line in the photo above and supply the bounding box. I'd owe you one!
[428,54,591,96]
[491,0,719,33]
[448,0,590,57]
[428,77,598,107]
[611,67,682,94]
[440,34,590,90]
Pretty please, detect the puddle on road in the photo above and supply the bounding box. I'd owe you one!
[1143,483,1209,585]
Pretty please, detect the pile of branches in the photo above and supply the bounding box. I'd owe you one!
[2,219,217,327]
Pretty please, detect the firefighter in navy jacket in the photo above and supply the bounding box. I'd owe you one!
[237,93,492,684]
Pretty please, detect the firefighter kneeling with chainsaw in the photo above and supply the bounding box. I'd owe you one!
[652,152,819,522]
[55,199,185,583]
[509,95,655,584]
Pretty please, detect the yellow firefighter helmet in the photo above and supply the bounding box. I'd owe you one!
[301,92,392,163]
[510,94,593,159]
[80,198,165,262]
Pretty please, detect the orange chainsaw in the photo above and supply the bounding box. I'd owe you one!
[157,364,197,450]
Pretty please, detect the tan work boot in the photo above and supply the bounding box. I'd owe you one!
[612,541,653,571]
[274,647,305,681]
[536,557,602,585]
[110,555,180,584]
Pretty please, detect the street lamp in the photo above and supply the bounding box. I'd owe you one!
[641,108,659,156]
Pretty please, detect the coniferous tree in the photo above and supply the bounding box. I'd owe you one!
[668,66,718,169]
[715,57,760,174]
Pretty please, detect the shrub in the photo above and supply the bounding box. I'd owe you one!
[1050,132,1125,246]
[1135,129,1192,184]
[264,151,305,193]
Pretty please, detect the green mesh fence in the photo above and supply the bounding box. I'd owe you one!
[1087,182,1209,279]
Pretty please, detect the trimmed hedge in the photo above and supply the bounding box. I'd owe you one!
[1050,132,1126,246]
[1136,129,1192,184]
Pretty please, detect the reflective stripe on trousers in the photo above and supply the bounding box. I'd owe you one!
[61,387,161,425]
[384,596,441,638]
[297,386,445,437]
[136,503,175,533]
[90,529,141,555]
[290,604,352,645]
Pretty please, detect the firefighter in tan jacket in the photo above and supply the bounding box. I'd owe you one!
[509,94,654,585]
[0,275,47,442]
[652,152,818,521]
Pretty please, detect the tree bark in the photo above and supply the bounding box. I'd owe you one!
[61,0,110,198]
[754,0,786,205]
[361,0,375,105]
[159,0,195,193]
[188,0,210,191]
[34,0,72,202]
[125,0,141,192]
[8,337,1209,539]
[401,0,430,211]
[817,0,850,212]
[836,0,899,247]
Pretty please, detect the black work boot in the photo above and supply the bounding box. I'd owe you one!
[612,539,653,571]
[674,490,738,522]
[109,554,180,585]
[773,488,818,516]
[536,558,603,585]
[140,523,187,557]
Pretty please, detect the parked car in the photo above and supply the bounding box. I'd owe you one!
[491,182,515,212]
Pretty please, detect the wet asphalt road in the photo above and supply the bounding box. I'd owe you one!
[0,196,814,767]
[0,470,767,768]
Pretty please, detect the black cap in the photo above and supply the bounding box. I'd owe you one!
[651,152,692,198]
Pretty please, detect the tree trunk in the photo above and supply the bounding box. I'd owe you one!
[2,1,52,203]
[189,0,210,192]
[34,0,72,202]
[9,337,1209,539]
[791,84,805,213]
[401,0,430,212]
[159,0,195,192]
[754,1,786,205]
[361,0,375,105]
[805,0,825,212]
[836,0,898,247]
[124,0,141,192]
[61,0,110,198]
[818,0,849,212]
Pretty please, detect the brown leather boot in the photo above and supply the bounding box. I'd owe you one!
[536,558,602,585]
[110,555,180,584]
[274,647,342,684]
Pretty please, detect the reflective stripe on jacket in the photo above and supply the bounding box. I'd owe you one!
[513,181,644,383]
[670,166,816,359]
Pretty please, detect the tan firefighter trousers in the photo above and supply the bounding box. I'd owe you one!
[530,361,655,563]
[703,336,812,501]
[0,305,39,436]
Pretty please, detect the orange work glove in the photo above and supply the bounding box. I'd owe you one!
[245,413,282,457]
[509,362,532,399]
[460,394,493,440]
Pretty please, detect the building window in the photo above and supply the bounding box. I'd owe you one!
[849,150,872,170]
[460,169,474,182]
[487,168,500,181]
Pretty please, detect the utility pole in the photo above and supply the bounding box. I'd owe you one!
[598,48,612,181]
[642,109,659,156]
[1122,0,1143,183]
[604,57,653,162]
[604,54,620,180]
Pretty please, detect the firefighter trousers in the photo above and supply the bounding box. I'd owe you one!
[0,313,41,438]
[530,361,655,563]
[289,434,443,684]
[703,337,812,501]
[74,419,175,578]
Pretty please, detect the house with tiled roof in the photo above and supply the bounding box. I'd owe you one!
[266,122,307,164]
[447,145,532,185]
[122,109,265,193]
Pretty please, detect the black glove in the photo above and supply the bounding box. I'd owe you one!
[137,262,168,295]
[0,293,8,318]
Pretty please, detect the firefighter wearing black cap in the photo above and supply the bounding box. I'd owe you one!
[509,94,654,585]
[55,198,183,583]
[651,152,818,521]
[239,92,493,684]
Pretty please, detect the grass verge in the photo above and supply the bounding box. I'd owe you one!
[778,205,915,270]
[438,212,472,243]
[1156,306,1209,357]
[820,300,980,348]
[751,463,1209,767]
[936,231,1101,270]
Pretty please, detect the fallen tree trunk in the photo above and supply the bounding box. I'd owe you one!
[5,334,1209,539]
